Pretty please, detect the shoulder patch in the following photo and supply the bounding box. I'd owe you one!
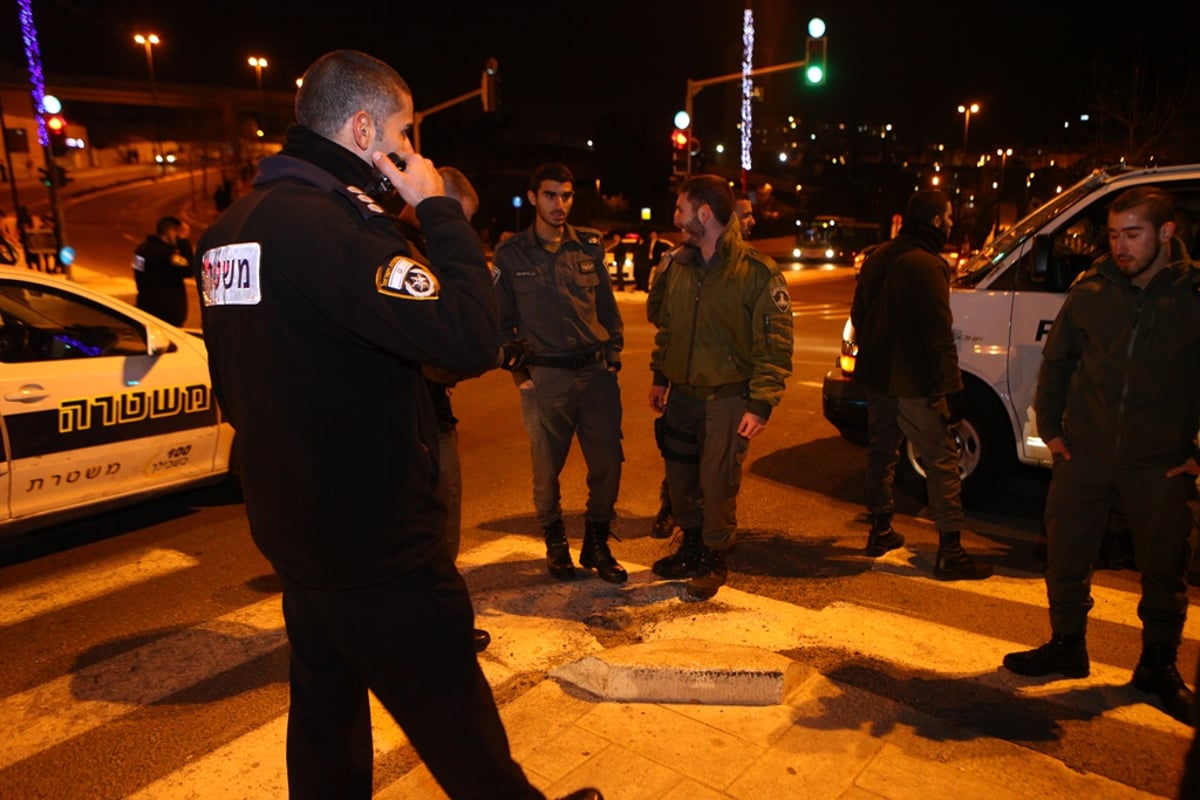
[576,229,602,246]
[199,243,262,306]
[377,255,440,300]
[772,285,791,313]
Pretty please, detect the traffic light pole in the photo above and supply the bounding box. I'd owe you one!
[41,143,67,273]
[683,57,811,176]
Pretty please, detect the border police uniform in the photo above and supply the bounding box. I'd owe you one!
[492,224,626,582]
[195,125,543,800]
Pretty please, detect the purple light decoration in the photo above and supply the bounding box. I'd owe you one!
[18,0,48,146]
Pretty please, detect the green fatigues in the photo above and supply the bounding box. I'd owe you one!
[650,229,793,549]
[1036,245,1200,645]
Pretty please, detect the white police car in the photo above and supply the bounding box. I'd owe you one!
[0,267,237,536]
[823,163,1200,501]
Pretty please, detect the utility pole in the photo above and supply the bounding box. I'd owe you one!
[412,58,498,152]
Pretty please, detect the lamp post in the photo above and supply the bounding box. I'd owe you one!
[247,57,268,162]
[957,102,979,151]
[997,147,1012,191]
[134,33,161,170]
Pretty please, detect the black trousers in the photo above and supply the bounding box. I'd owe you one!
[279,553,542,800]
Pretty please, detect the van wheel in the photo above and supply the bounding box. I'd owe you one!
[896,381,1017,505]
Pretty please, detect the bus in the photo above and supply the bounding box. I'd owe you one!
[792,216,882,263]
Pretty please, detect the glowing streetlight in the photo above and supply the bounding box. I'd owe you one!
[997,147,1013,190]
[957,102,980,150]
[134,33,162,166]
[247,56,268,92]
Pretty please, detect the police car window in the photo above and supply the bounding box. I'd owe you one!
[0,281,149,362]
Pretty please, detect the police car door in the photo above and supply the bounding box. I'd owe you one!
[0,277,219,524]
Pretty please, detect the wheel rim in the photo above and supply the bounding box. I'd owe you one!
[905,419,982,481]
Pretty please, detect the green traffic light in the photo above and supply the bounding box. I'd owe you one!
[805,64,824,85]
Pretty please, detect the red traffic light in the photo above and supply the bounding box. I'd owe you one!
[45,114,66,133]
[671,129,688,149]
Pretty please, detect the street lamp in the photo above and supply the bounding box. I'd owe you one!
[247,56,268,93]
[247,57,268,161]
[997,148,1012,191]
[133,33,161,168]
[957,102,980,151]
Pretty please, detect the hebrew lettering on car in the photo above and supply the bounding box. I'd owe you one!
[4,384,216,459]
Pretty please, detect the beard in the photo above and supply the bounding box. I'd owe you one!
[680,217,705,243]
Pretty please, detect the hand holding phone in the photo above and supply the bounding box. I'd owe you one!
[372,142,443,208]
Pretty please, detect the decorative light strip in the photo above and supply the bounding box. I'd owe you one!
[740,9,754,172]
[18,0,48,146]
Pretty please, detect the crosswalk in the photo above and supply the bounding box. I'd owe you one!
[0,535,1192,798]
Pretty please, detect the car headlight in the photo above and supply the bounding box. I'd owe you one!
[839,318,857,374]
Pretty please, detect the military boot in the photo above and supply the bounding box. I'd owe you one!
[543,520,576,580]
[1002,633,1089,678]
[685,545,728,600]
[933,531,993,581]
[580,521,628,584]
[652,528,704,579]
[650,480,675,538]
[1132,643,1196,726]
[555,789,603,800]
[866,512,905,557]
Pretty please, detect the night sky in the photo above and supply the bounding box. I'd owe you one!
[4,1,1199,154]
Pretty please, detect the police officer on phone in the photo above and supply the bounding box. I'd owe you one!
[195,49,600,800]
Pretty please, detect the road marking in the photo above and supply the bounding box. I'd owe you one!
[0,596,285,770]
[0,547,199,627]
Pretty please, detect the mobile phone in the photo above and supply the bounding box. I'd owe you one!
[365,152,407,199]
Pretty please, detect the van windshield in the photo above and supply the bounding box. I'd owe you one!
[955,171,1108,287]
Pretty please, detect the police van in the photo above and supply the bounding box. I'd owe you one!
[822,163,1200,501]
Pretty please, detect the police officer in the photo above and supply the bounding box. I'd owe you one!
[493,162,627,585]
[133,215,191,326]
[195,50,599,800]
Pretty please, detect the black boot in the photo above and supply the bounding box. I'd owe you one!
[933,531,992,581]
[652,528,704,579]
[1003,633,1089,678]
[580,521,628,584]
[651,478,675,538]
[473,628,491,652]
[685,544,728,600]
[866,512,905,556]
[543,520,576,580]
[1132,642,1196,726]
[555,790,603,800]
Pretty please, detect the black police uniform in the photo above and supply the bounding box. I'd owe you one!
[133,233,190,326]
[195,125,543,800]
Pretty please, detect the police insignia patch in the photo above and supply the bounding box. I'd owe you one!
[772,286,790,313]
[378,256,440,299]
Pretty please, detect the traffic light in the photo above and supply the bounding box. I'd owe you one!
[671,128,688,175]
[805,36,827,85]
[38,167,52,186]
[45,113,68,157]
[54,165,72,188]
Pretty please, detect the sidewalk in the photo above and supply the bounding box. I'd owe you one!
[373,540,1174,800]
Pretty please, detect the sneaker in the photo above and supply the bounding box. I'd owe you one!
[685,545,727,600]
[934,545,993,581]
[1003,635,1089,678]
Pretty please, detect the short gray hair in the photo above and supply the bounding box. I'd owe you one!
[295,50,411,138]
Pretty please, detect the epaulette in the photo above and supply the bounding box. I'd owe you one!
[574,227,603,247]
[337,183,391,221]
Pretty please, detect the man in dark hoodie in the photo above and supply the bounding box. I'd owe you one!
[194,49,599,800]
[849,189,992,580]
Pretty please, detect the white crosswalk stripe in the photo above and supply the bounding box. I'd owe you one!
[0,536,1191,797]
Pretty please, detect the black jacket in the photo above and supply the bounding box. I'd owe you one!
[134,234,190,326]
[850,221,962,398]
[195,126,499,589]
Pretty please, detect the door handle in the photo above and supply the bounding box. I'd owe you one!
[4,384,48,403]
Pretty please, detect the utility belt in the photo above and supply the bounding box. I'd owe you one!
[671,380,750,401]
[527,350,605,370]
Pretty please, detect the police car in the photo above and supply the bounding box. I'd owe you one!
[0,267,237,536]
[823,163,1200,502]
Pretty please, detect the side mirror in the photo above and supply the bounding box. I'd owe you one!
[146,324,171,356]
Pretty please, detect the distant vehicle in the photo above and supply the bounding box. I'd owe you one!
[604,231,640,286]
[823,163,1200,501]
[793,216,882,263]
[0,267,238,537]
